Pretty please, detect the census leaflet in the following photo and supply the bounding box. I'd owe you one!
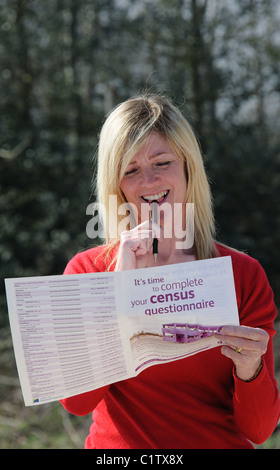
[5,256,239,406]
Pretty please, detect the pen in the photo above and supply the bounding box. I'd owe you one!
[150,201,159,263]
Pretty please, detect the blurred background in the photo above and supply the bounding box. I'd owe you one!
[0,0,279,449]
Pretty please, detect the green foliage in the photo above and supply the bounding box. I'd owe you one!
[1,0,280,305]
[0,327,91,448]
[0,0,279,448]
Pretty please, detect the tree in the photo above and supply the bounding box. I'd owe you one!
[1,0,280,326]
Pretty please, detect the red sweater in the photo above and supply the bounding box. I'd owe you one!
[61,243,280,449]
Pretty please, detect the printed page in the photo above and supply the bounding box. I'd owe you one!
[5,272,133,406]
[121,256,239,373]
[5,256,239,406]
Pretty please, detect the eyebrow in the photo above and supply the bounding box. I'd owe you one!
[127,152,170,166]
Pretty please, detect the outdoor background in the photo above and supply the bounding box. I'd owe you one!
[0,0,279,449]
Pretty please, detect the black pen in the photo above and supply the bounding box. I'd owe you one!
[150,201,159,263]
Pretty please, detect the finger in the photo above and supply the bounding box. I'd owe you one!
[216,334,260,353]
[217,332,268,355]
[137,229,154,240]
[122,228,152,241]
[135,245,150,256]
[135,236,154,254]
[220,346,257,364]
[220,325,268,342]
[222,338,265,354]
[134,221,162,240]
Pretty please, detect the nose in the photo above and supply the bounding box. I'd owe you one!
[142,167,160,186]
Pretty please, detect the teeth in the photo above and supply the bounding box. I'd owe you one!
[142,191,168,201]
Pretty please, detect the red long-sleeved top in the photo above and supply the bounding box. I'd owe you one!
[60,243,280,449]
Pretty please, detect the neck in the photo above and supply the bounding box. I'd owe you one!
[155,237,196,266]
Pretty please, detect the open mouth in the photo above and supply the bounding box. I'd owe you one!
[141,190,169,204]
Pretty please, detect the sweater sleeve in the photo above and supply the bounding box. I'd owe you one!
[60,248,111,416]
[232,258,280,444]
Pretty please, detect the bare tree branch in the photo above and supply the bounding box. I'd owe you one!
[0,133,32,160]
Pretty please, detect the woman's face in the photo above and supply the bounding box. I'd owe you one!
[119,132,188,225]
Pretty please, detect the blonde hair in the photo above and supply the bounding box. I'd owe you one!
[96,95,217,261]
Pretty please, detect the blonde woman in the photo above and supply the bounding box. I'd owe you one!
[61,95,279,449]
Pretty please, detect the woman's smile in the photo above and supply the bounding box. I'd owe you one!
[141,190,169,204]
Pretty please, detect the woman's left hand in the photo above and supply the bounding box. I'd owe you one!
[215,325,269,381]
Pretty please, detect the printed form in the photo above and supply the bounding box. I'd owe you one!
[5,273,132,405]
[5,256,239,406]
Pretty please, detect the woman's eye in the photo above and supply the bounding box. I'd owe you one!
[124,160,172,176]
[124,168,138,176]
[156,161,171,167]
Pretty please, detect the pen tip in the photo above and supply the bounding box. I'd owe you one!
[154,253,157,263]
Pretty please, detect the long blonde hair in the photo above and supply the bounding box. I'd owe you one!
[96,95,217,261]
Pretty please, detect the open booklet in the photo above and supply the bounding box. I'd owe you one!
[5,255,239,406]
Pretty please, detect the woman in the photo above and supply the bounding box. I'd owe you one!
[61,95,280,449]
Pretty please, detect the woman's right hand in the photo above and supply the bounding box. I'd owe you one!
[115,220,161,271]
